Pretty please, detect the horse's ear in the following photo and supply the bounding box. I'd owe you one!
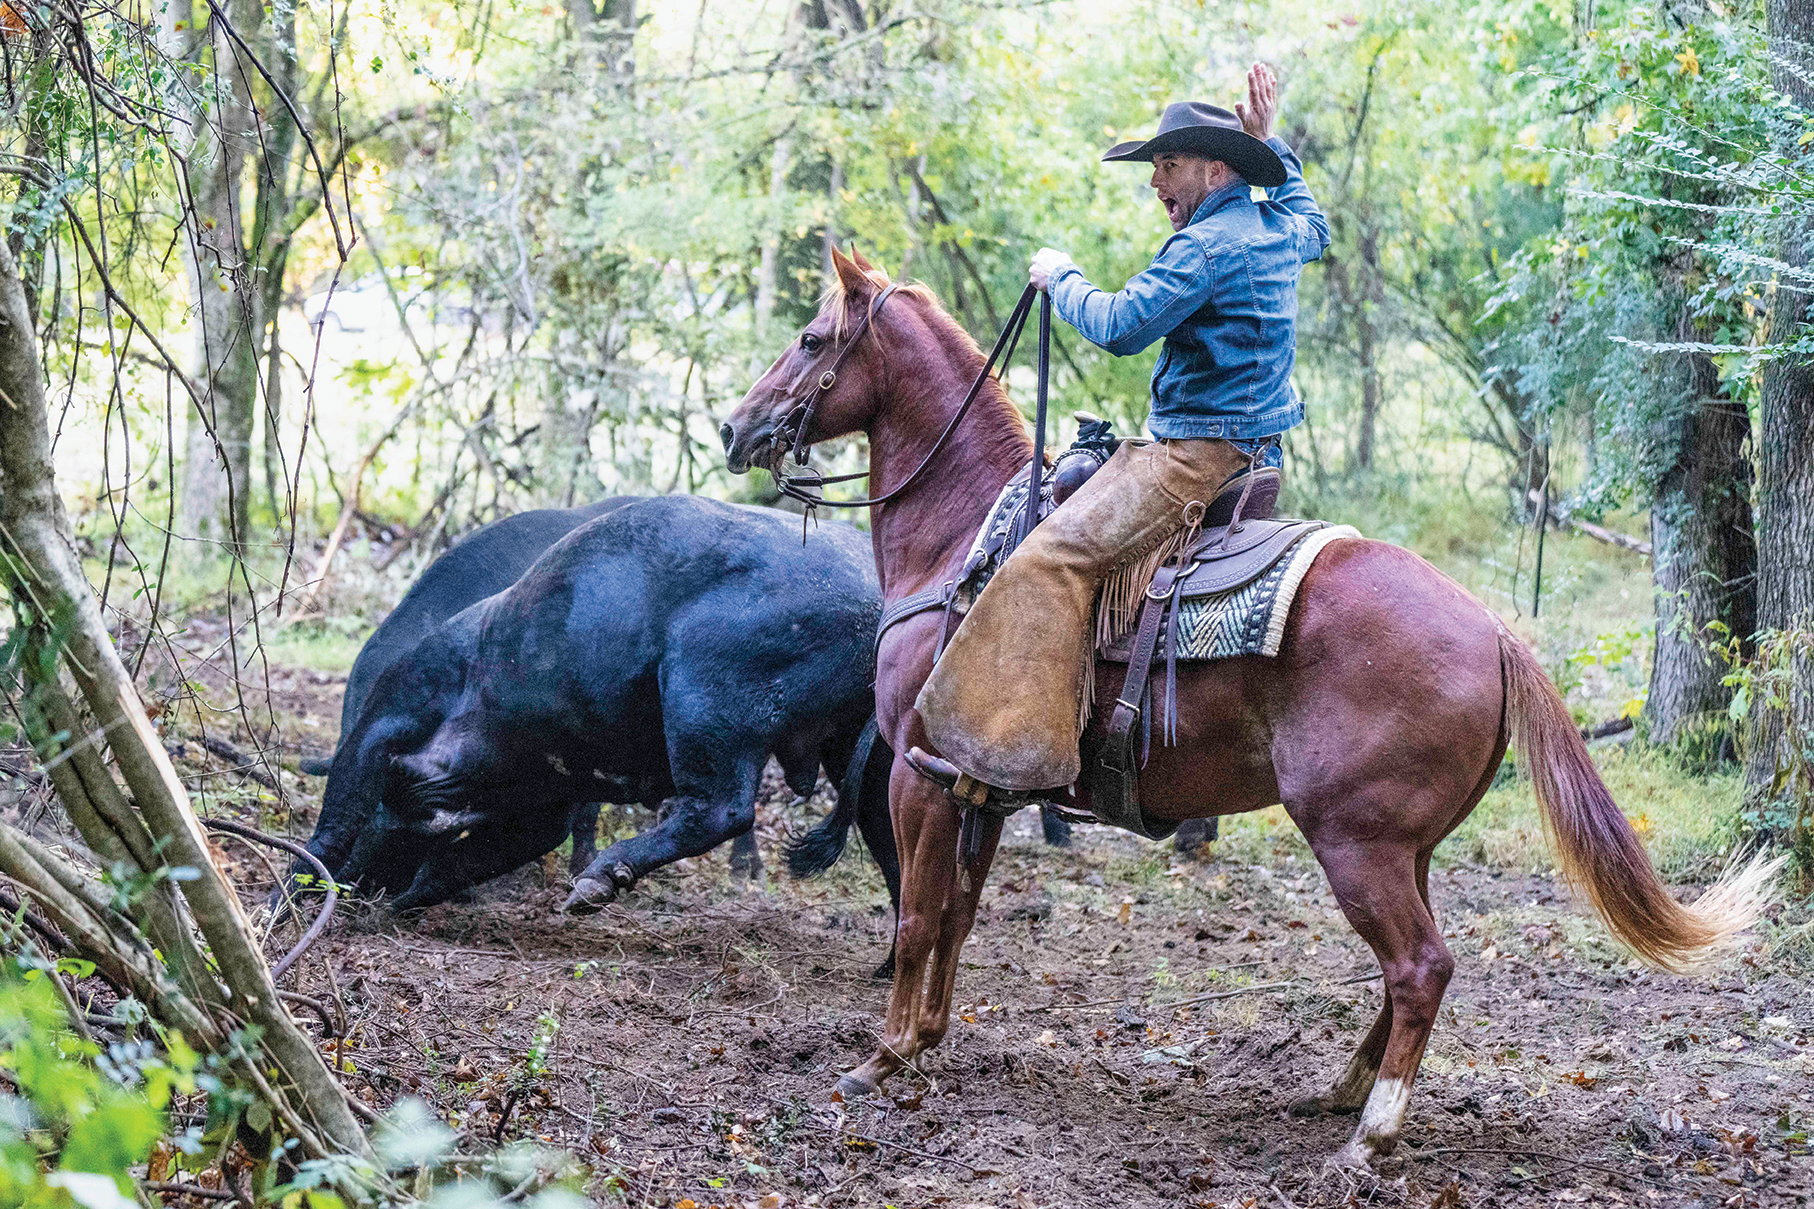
[849,246,874,272]
[831,246,870,295]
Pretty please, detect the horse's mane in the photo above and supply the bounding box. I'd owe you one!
[820,265,1027,444]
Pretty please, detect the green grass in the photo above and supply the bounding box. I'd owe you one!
[1209,744,1743,885]
[1448,743,1743,882]
[258,624,367,673]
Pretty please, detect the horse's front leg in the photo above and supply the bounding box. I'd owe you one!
[838,764,991,1095]
[912,808,1001,1055]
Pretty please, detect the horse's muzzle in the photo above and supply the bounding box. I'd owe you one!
[721,417,777,475]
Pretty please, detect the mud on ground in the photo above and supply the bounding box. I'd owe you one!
[191,666,1811,1209]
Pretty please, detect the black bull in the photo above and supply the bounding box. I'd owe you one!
[292,495,901,927]
[301,496,635,874]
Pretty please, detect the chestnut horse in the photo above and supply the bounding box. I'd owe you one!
[721,251,1775,1167]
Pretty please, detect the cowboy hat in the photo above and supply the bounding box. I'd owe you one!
[1103,101,1286,187]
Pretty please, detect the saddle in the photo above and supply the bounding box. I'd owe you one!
[879,419,1345,841]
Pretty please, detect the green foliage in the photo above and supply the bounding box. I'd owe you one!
[1714,622,1814,870]
[0,959,179,1208]
[1486,1,1792,516]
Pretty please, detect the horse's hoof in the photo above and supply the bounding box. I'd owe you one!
[835,1071,879,1099]
[1326,1140,1377,1171]
[1291,1094,1362,1117]
[563,877,616,915]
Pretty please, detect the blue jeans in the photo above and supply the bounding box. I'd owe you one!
[1227,434,1285,471]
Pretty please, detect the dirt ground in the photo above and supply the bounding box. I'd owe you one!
[181,662,1812,1209]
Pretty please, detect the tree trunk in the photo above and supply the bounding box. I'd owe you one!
[1645,324,1757,746]
[255,0,301,525]
[603,0,635,84]
[1351,223,1384,472]
[755,133,793,342]
[0,238,371,1163]
[1747,0,1814,825]
[7,19,55,316]
[176,0,265,556]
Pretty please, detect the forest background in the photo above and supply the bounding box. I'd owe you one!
[3,0,1814,1201]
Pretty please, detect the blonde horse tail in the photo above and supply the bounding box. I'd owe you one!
[1498,628,1779,972]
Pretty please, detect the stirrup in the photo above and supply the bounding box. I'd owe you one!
[905,746,1018,811]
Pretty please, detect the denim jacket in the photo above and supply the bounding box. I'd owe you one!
[1048,137,1329,441]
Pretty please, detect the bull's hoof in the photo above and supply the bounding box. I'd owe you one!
[835,1071,879,1099]
[562,877,617,915]
[871,948,897,981]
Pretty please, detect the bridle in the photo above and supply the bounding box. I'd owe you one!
[765,282,1045,515]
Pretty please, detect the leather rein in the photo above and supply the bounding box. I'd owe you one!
[767,282,1045,513]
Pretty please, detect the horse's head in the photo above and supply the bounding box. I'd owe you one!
[722,247,906,474]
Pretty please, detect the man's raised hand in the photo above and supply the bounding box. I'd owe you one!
[1029,247,1075,292]
[1235,62,1277,142]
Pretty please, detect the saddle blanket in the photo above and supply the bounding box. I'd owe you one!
[1130,523,1360,660]
[958,470,1360,662]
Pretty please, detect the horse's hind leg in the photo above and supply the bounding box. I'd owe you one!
[1290,853,1432,1117]
[1291,998,1393,1116]
[1308,838,1454,1168]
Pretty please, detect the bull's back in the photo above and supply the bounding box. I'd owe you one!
[490,496,879,744]
[340,498,635,729]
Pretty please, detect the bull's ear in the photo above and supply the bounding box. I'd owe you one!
[831,246,869,294]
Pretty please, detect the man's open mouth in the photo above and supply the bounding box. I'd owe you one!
[1160,195,1181,224]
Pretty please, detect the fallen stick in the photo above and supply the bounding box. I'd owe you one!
[1410,1145,1669,1187]
[1161,980,1295,1011]
[1023,960,1271,1013]
[197,737,280,789]
[200,818,336,982]
[140,1182,238,1203]
[1526,490,1651,557]
[838,1127,989,1175]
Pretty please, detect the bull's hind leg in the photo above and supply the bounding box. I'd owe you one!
[1306,838,1454,1168]
[728,831,763,882]
[568,804,602,877]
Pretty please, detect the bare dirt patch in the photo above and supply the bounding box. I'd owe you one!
[215,667,1811,1208]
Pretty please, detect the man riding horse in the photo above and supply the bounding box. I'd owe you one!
[908,63,1330,802]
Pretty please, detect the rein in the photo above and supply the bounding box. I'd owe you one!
[771,283,1051,515]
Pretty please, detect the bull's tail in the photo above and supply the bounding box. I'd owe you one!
[786,715,885,879]
[1499,628,1779,972]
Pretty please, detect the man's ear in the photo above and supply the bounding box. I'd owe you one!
[831,246,870,294]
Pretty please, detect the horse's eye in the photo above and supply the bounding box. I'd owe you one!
[801,332,823,354]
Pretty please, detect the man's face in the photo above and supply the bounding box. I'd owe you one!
[1149,154,1232,231]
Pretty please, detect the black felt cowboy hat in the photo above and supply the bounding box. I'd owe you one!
[1103,101,1286,188]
